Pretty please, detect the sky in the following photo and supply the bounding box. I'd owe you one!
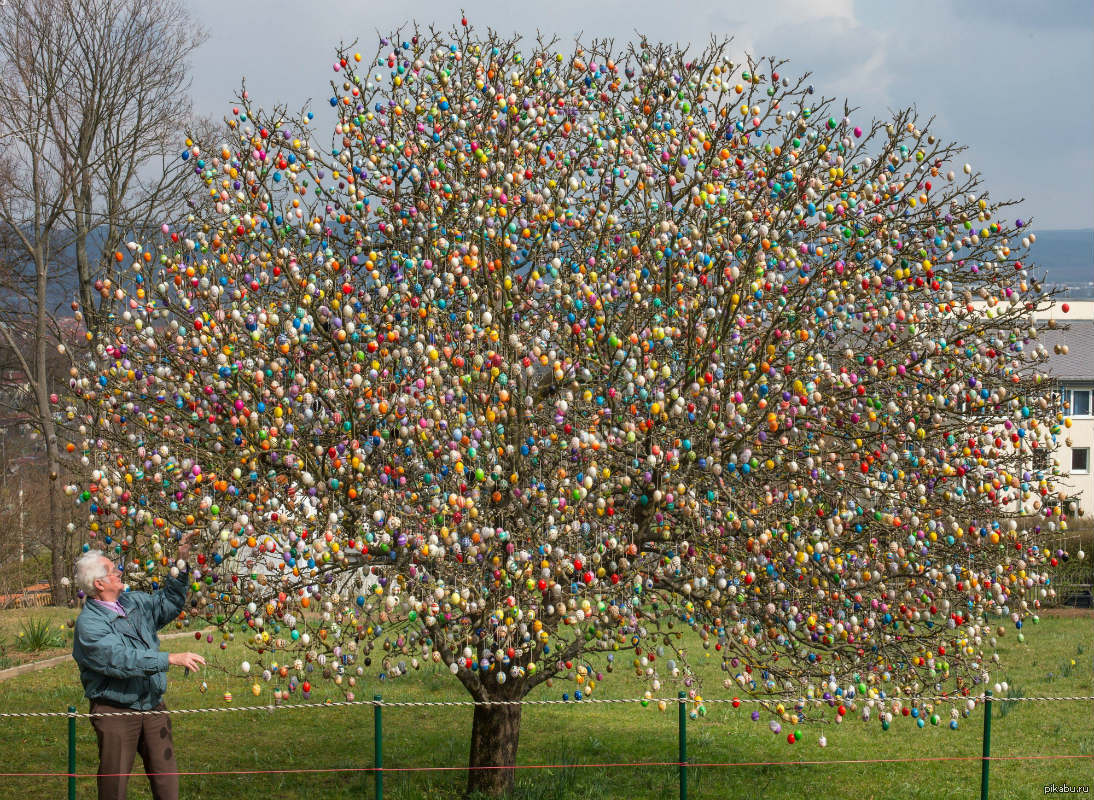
[186,0,1094,230]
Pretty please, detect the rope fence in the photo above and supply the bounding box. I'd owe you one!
[0,692,1089,800]
[0,693,1092,719]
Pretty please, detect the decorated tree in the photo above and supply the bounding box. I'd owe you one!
[66,22,1076,796]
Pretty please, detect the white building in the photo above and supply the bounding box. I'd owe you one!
[1034,300,1094,512]
[962,299,1092,516]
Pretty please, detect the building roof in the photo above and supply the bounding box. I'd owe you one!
[1038,319,1094,381]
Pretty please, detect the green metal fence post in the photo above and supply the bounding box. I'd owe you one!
[374,694,383,800]
[678,691,687,800]
[67,705,76,800]
[980,690,993,800]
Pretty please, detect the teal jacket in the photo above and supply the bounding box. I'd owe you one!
[72,572,190,710]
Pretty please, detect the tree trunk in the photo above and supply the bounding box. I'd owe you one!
[466,700,522,797]
[48,478,65,605]
[73,179,100,335]
[30,246,67,607]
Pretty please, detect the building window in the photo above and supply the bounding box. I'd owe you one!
[1062,387,1092,417]
[1032,447,1048,472]
[1072,448,1090,474]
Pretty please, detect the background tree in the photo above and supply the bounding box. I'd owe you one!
[0,211,91,602]
[68,23,1073,795]
[0,0,208,335]
[0,0,206,601]
[0,106,75,602]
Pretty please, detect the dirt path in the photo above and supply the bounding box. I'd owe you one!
[0,630,207,682]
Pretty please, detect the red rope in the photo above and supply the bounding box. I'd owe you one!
[3,752,1091,778]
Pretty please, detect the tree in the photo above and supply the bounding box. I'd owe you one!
[0,0,207,602]
[67,23,1073,795]
[0,0,208,336]
[0,123,74,602]
[0,214,91,602]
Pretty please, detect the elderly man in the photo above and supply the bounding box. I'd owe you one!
[73,533,205,800]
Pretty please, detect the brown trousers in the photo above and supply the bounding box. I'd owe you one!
[89,700,178,800]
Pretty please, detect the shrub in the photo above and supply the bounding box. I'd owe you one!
[14,618,66,652]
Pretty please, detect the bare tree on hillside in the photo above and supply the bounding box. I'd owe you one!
[0,154,72,602]
[0,0,208,602]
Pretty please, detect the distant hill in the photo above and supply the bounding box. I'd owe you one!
[1027,229,1093,286]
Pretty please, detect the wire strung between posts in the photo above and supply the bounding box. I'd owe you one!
[1,752,1091,778]
[0,694,1092,720]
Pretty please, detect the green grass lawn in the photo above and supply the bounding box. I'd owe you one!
[0,609,1089,799]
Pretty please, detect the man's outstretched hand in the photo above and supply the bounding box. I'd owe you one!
[177,531,199,563]
[168,652,206,673]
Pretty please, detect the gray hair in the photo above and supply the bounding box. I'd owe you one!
[74,550,110,597]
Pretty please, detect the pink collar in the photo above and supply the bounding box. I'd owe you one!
[92,598,125,616]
